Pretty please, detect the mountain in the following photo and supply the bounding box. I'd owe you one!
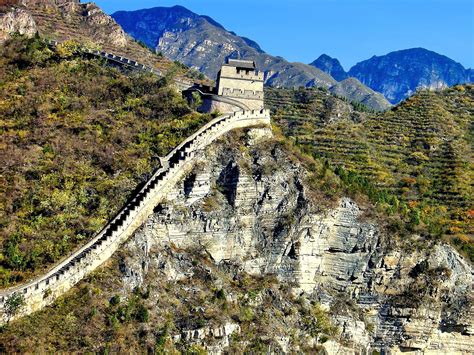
[112,6,334,88]
[329,77,390,111]
[112,6,391,110]
[348,48,473,103]
[310,54,348,81]
[1,38,472,349]
[1,31,472,354]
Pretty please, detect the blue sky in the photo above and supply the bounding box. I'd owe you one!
[95,0,474,69]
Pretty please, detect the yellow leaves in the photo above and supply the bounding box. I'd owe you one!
[16,130,29,140]
[449,226,463,234]
[134,158,150,178]
[87,217,107,233]
[410,151,430,162]
[401,177,417,186]
[124,97,142,109]
[51,189,74,210]
[56,40,81,59]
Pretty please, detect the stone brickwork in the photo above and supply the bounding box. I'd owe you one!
[217,59,264,110]
[0,109,271,323]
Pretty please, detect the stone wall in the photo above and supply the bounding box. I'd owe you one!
[217,65,264,110]
[221,88,264,100]
[0,109,271,323]
[199,97,245,114]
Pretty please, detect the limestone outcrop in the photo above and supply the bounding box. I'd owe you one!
[117,129,472,353]
[0,7,36,42]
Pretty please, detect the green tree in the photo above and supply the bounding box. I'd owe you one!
[5,292,25,321]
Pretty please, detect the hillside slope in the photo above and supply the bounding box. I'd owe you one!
[0,25,472,355]
[0,0,197,80]
[329,77,390,111]
[1,128,472,353]
[0,36,209,286]
[266,85,474,260]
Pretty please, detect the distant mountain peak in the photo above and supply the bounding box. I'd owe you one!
[310,54,348,81]
[348,48,472,103]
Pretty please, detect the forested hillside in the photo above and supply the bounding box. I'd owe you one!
[0,36,211,286]
[267,86,474,261]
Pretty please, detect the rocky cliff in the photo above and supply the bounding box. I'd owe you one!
[122,129,473,353]
[0,7,36,42]
[2,128,471,353]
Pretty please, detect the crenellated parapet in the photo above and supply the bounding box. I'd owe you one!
[221,88,264,100]
[0,108,271,323]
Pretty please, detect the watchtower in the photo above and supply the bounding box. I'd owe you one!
[216,59,264,110]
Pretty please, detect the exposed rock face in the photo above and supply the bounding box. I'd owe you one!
[0,7,36,42]
[8,0,129,48]
[81,3,128,47]
[310,54,348,81]
[348,48,473,103]
[117,129,472,353]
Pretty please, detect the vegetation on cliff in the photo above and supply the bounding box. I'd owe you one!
[266,86,473,261]
[0,247,337,353]
[0,0,184,78]
[0,36,211,286]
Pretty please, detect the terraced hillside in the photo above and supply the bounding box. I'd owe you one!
[266,86,474,260]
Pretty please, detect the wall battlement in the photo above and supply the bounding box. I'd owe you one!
[0,107,271,323]
[221,87,264,100]
[218,69,264,82]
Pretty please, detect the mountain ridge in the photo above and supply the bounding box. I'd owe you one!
[310,47,473,104]
[0,0,200,81]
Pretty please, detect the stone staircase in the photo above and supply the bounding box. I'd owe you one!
[0,108,271,323]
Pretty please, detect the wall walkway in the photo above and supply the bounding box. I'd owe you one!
[0,109,271,323]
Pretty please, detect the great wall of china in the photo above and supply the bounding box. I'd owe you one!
[0,42,271,323]
[0,109,271,322]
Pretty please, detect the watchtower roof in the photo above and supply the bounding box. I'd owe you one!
[225,59,256,70]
